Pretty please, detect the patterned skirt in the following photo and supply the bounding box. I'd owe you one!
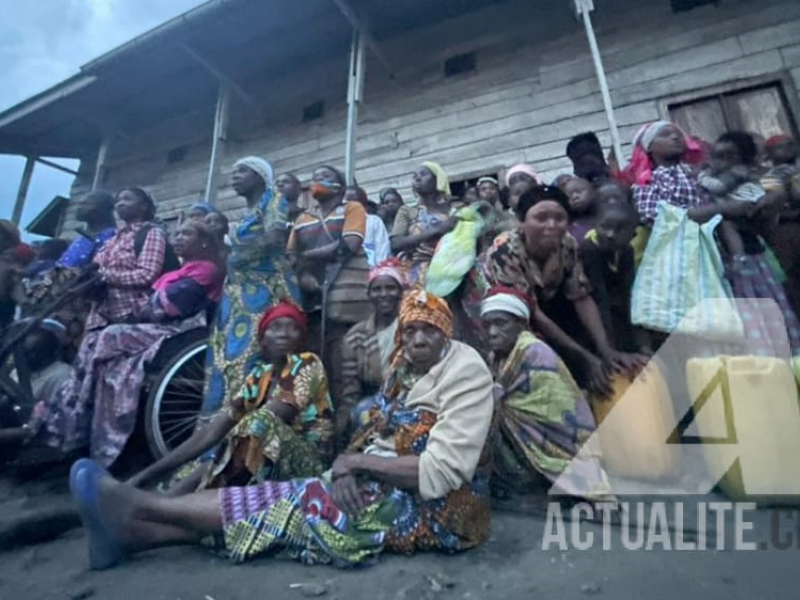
[724,253,800,357]
[218,473,491,566]
[28,323,179,465]
[200,407,327,489]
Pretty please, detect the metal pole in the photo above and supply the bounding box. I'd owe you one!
[344,29,366,185]
[12,156,36,225]
[92,138,110,191]
[576,0,624,163]
[205,85,230,203]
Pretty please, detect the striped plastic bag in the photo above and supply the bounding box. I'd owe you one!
[631,202,743,341]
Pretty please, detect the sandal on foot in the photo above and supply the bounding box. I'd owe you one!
[70,459,124,570]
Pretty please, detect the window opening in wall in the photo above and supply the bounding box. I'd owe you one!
[167,145,188,165]
[302,101,325,122]
[444,52,477,78]
[667,82,799,144]
[670,0,718,13]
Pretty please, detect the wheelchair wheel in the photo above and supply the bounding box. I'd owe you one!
[144,340,207,459]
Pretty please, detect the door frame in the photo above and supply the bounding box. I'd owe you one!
[656,70,800,138]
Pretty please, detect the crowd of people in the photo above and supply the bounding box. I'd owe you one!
[0,120,798,570]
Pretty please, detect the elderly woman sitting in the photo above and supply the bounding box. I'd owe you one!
[481,287,615,504]
[70,290,495,570]
[11,221,223,464]
[128,301,334,493]
[339,258,406,440]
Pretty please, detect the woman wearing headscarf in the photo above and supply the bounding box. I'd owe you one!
[340,258,406,439]
[480,287,615,504]
[70,290,495,570]
[128,300,333,492]
[623,120,705,226]
[202,156,299,414]
[505,163,542,212]
[186,201,215,222]
[390,162,457,285]
[483,185,645,396]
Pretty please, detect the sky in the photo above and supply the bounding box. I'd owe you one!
[0,0,206,237]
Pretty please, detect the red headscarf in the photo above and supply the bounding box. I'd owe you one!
[257,300,307,339]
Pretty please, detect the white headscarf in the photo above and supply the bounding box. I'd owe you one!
[234,156,274,188]
[635,121,672,151]
[480,293,530,321]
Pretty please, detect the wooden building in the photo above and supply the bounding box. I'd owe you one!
[1,0,799,234]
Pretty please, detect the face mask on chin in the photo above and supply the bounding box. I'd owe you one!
[311,181,342,200]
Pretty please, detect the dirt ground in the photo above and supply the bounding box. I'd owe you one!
[0,464,795,600]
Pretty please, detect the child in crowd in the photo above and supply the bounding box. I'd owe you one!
[579,201,643,352]
[764,134,800,206]
[563,176,598,242]
[697,131,766,258]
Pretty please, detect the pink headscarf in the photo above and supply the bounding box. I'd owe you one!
[622,121,704,186]
[505,164,542,187]
[369,257,407,288]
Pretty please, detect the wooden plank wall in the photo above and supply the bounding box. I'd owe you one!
[64,0,800,233]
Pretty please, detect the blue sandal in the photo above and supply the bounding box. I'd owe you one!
[69,459,124,570]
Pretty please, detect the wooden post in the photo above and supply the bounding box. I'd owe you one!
[92,138,110,191]
[575,0,624,163]
[11,156,36,226]
[205,85,230,203]
[344,29,366,185]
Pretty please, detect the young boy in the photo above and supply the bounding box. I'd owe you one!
[563,176,598,242]
[579,201,642,352]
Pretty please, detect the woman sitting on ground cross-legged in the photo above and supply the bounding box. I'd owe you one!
[70,290,495,570]
[480,287,615,505]
[127,300,334,493]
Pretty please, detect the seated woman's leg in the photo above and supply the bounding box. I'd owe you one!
[94,474,222,555]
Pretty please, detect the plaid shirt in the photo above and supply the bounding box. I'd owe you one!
[634,164,706,225]
[86,222,166,330]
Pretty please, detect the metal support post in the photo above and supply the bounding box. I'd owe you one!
[205,85,230,203]
[344,29,366,185]
[12,156,36,225]
[92,138,110,190]
[575,0,624,163]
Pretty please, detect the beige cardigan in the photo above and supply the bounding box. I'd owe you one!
[365,340,494,501]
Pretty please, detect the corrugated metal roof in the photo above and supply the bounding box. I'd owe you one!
[0,0,515,158]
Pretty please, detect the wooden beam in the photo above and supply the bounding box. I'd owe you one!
[180,43,259,109]
[35,157,79,176]
[332,0,393,74]
[12,156,36,225]
[205,85,230,202]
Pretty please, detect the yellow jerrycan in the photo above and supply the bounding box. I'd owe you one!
[589,362,680,480]
[686,356,800,504]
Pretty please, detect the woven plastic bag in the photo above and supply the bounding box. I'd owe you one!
[631,202,743,341]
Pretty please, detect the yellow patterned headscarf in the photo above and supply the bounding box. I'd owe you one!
[398,289,454,338]
[421,161,452,197]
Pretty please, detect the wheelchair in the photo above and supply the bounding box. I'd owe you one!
[0,272,209,466]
